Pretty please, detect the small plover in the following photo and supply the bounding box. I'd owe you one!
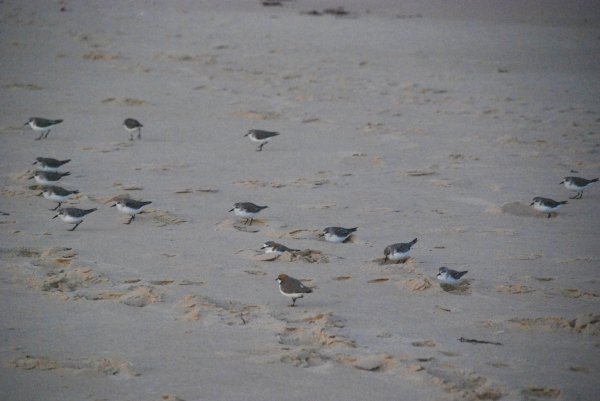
[39,186,79,210]
[276,274,313,307]
[33,157,71,171]
[320,226,357,243]
[53,207,97,231]
[437,267,468,284]
[229,202,268,225]
[530,197,567,218]
[261,241,300,255]
[244,129,280,151]
[384,238,418,264]
[30,171,70,185]
[123,118,143,141]
[560,177,598,199]
[111,198,152,224]
[24,117,63,140]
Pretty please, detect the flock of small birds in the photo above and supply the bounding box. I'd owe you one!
[16,117,600,306]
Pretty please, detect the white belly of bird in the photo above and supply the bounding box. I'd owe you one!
[534,203,561,213]
[388,250,410,261]
[44,193,70,202]
[564,182,584,191]
[250,136,270,144]
[60,214,85,224]
[324,233,348,243]
[39,165,59,172]
[234,209,257,219]
[35,177,59,185]
[279,288,303,298]
[437,274,460,284]
[30,123,48,132]
[117,203,147,216]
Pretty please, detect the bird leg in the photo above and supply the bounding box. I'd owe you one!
[35,131,45,140]
[68,222,81,231]
[44,130,51,139]
[137,128,141,140]
[51,202,61,211]
[125,215,135,224]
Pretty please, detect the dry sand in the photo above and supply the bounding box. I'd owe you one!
[1,1,599,400]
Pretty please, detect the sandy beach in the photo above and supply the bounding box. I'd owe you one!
[1,1,599,400]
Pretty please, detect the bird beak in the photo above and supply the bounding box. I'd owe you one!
[318,232,324,237]
[559,181,564,184]
[24,122,29,126]
[32,161,37,165]
[28,176,34,180]
[52,214,58,219]
[243,133,249,137]
[111,204,116,207]
[37,192,44,196]
[530,202,534,206]
[228,208,234,212]
[260,245,266,249]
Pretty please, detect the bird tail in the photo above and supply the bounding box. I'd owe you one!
[409,238,418,246]
[591,178,599,183]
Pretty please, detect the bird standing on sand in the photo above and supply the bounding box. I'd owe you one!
[111,198,152,224]
[30,171,70,185]
[229,202,268,226]
[276,274,313,307]
[24,118,63,140]
[244,130,280,151]
[53,207,97,231]
[384,238,418,264]
[320,227,357,243]
[560,177,598,199]
[530,197,567,218]
[123,118,143,141]
[33,157,71,171]
[39,186,79,211]
[261,241,300,255]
